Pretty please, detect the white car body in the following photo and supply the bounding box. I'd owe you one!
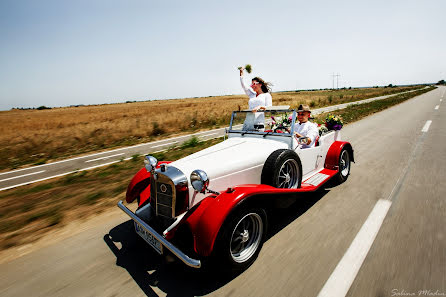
[171,125,341,208]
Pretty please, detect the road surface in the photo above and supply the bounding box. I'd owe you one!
[0,88,425,191]
[0,86,444,297]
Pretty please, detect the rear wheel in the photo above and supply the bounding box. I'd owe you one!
[336,148,351,183]
[261,149,302,188]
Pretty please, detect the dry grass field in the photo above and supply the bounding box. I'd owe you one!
[0,86,422,171]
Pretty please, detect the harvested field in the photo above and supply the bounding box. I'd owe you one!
[0,86,423,170]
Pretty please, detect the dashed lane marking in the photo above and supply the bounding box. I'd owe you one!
[0,170,46,183]
[151,141,179,148]
[85,153,125,163]
[422,120,432,132]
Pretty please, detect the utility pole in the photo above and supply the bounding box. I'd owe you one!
[331,73,341,89]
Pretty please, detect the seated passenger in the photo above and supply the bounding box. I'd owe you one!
[294,104,318,148]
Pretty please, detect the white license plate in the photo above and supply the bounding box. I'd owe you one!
[134,221,163,255]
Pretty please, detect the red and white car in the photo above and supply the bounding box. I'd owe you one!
[118,108,354,271]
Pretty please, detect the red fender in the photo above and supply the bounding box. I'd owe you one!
[183,184,297,256]
[125,161,171,205]
[324,141,354,170]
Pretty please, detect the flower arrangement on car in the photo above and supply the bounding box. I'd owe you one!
[271,113,292,132]
[325,114,344,130]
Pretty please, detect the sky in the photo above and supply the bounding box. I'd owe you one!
[0,0,445,110]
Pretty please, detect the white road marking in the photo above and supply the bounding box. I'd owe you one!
[435,105,439,110]
[421,120,432,132]
[0,128,227,175]
[317,199,392,297]
[85,153,125,163]
[81,160,120,170]
[0,160,119,191]
[0,170,46,182]
[202,132,219,136]
[151,141,178,148]
[0,171,77,191]
[0,167,40,176]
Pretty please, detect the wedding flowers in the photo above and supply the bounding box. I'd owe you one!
[238,64,252,73]
[271,113,292,131]
[318,124,329,136]
[325,114,344,130]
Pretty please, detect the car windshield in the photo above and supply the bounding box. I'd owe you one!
[229,110,297,136]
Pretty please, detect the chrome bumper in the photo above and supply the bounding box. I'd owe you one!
[117,201,201,268]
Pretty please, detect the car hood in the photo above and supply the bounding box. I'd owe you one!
[170,136,288,187]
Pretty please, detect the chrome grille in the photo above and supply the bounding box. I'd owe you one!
[155,181,173,218]
[152,165,189,218]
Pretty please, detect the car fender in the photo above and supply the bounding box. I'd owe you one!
[324,141,354,170]
[125,161,172,204]
[184,185,280,257]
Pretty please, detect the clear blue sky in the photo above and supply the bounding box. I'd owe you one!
[1,0,445,110]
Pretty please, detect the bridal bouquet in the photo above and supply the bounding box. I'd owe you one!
[325,114,344,130]
[238,64,252,73]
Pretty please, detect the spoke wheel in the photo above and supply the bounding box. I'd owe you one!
[261,149,302,189]
[230,213,263,263]
[276,159,300,188]
[212,208,267,272]
[336,148,351,183]
[340,150,350,177]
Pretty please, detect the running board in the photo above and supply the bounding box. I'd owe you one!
[299,169,338,191]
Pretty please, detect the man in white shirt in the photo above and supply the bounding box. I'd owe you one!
[294,104,319,148]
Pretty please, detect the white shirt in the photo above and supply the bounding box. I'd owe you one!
[240,76,272,125]
[294,121,319,148]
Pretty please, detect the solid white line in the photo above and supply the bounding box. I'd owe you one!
[0,170,46,182]
[85,153,125,163]
[317,199,392,297]
[421,120,432,132]
[435,105,439,110]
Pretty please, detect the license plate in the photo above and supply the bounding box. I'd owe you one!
[134,221,163,255]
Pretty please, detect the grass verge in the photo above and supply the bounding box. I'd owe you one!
[0,86,436,250]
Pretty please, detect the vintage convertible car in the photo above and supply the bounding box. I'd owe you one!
[118,108,354,271]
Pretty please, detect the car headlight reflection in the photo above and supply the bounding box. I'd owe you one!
[144,155,158,172]
[190,169,209,193]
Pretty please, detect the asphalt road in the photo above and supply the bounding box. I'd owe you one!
[0,88,425,191]
[0,86,444,297]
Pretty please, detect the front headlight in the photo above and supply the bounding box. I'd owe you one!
[144,155,158,172]
[190,169,209,193]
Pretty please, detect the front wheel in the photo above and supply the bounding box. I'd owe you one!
[212,208,267,272]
